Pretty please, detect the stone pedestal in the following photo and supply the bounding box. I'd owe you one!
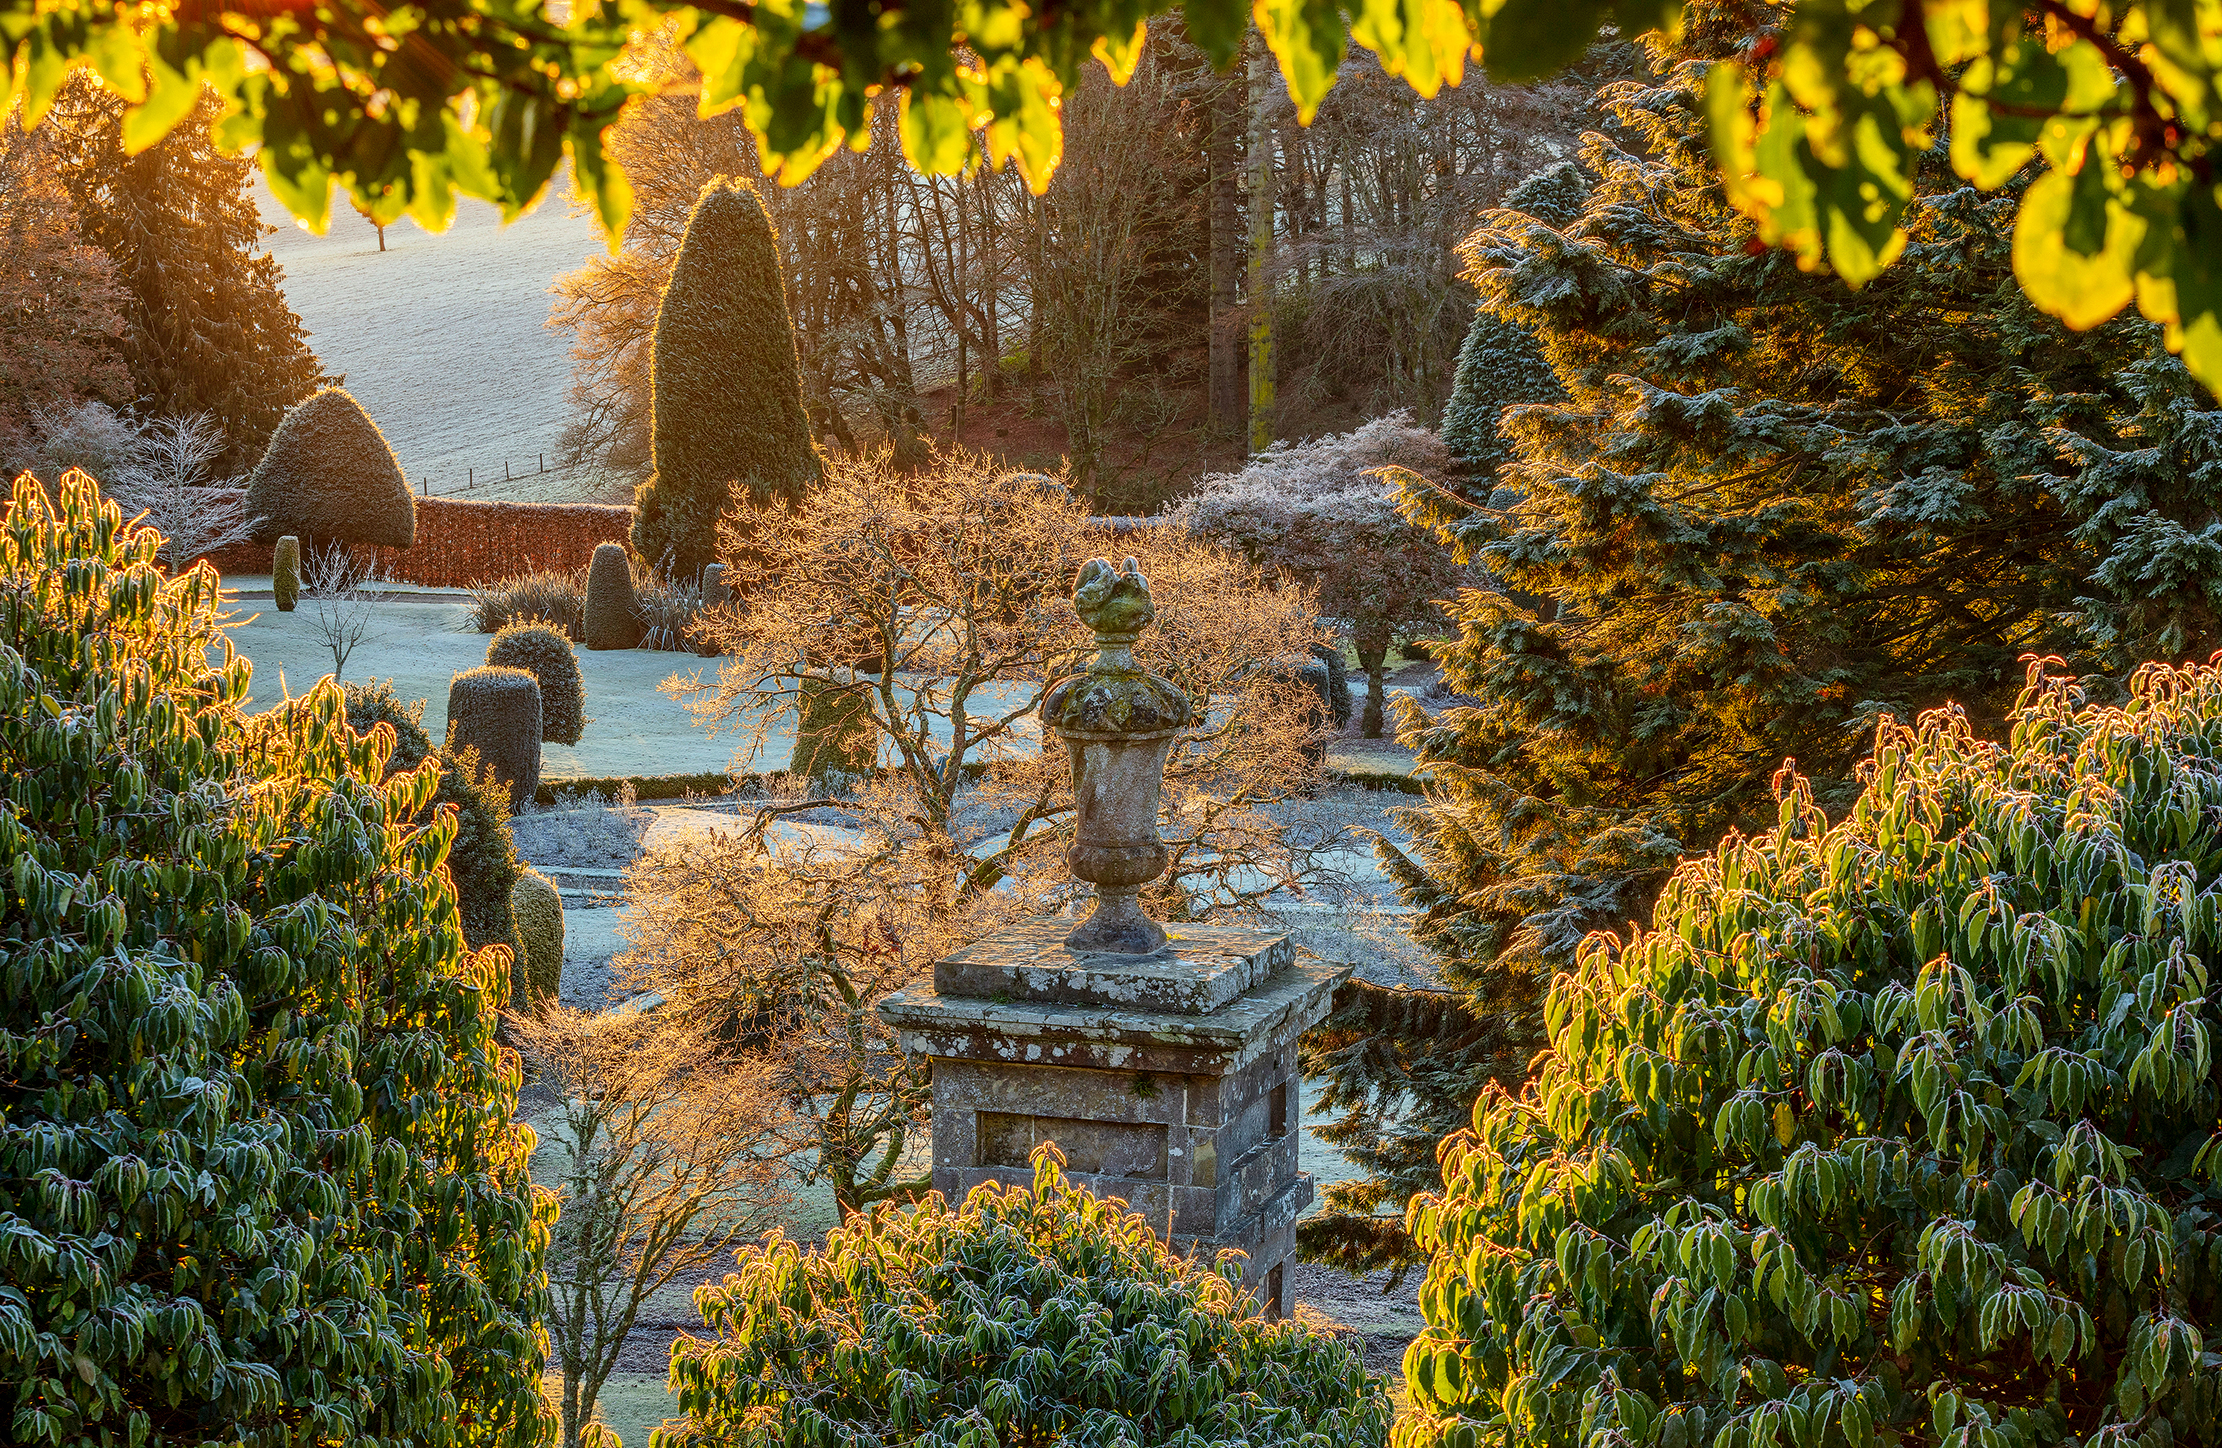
[878,919,1347,1317]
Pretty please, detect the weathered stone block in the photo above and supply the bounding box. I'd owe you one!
[881,917,1348,1314]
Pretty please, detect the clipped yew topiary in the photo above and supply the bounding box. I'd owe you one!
[510,868,564,1008]
[631,178,821,579]
[790,668,875,786]
[0,472,552,1443]
[583,541,639,650]
[489,619,585,745]
[242,386,415,549]
[272,532,299,610]
[446,665,542,810]
[1400,663,2222,1448]
[344,678,523,963]
[661,1147,1393,1447]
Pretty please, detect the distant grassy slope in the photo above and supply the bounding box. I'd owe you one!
[256,177,614,500]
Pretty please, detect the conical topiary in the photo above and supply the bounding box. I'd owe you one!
[510,868,564,1008]
[631,179,820,579]
[243,387,415,549]
[583,542,639,650]
[487,620,585,745]
[273,535,300,611]
[791,668,876,787]
[445,666,542,810]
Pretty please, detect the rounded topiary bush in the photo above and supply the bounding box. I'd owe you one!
[446,665,542,809]
[511,868,564,1008]
[345,678,523,963]
[661,1147,1393,1447]
[243,386,416,549]
[2,473,550,1441]
[1400,663,2222,1448]
[488,620,585,746]
[273,533,300,611]
[584,541,640,650]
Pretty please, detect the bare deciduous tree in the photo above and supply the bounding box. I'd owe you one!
[300,540,385,678]
[511,1006,790,1448]
[619,451,1347,1213]
[109,413,259,568]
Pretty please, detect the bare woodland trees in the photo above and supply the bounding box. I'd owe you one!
[550,26,1617,502]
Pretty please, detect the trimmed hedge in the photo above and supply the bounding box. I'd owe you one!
[243,386,416,549]
[272,533,299,610]
[1,473,551,1441]
[583,541,639,650]
[1402,667,2222,1448]
[661,1148,1391,1447]
[511,868,564,1008]
[208,494,633,588]
[446,666,543,810]
[488,620,585,745]
[632,178,820,579]
[344,678,524,964]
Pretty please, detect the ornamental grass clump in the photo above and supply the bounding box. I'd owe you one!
[0,472,552,1443]
[465,566,586,638]
[1399,661,2222,1448]
[658,1146,1393,1448]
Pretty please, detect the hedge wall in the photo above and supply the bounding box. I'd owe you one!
[198,493,632,587]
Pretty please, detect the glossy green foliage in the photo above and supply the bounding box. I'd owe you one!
[0,472,554,1447]
[632,180,818,582]
[487,622,584,747]
[1399,662,2222,1448]
[657,1147,1393,1448]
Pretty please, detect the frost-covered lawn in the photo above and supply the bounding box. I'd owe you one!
[224,597,750,779]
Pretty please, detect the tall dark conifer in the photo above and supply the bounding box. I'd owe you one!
[45,76,326,474]
[1302,0,2222,1275]
[632,177,820,579]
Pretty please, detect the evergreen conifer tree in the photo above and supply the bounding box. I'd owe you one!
[1429,163,1585,505]
[1303,0,2222,1274]
[43,75,326,474]
[632,178,819,579]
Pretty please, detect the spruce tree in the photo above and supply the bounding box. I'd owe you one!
[632,178,819,579]
[1302,1,2222,1273]
[44,75,326,474]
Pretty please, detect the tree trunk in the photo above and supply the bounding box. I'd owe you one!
[1206,68,1242,437]
[1245,31,1277,456]
[1357,641,1388,738]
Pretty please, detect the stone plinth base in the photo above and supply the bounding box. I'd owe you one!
[879,919,1346,1315]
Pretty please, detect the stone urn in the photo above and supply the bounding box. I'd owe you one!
[1042,557,1193,954]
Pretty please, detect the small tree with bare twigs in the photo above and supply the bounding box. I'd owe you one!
[511,1006,791,1448]
[620,449,1352,1214]
[109,413,260,568]
[300,540,386,678]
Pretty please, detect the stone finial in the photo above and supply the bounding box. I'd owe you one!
[1043,557,1193,954]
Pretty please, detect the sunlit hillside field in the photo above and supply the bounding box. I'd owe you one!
[255,177,609,500]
